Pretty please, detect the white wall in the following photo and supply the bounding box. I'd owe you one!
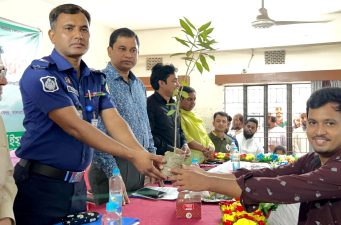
[134,42,341,130]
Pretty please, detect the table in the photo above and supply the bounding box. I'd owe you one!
[88,197,222,225]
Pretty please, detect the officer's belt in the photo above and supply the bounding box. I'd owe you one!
[18,159,84,183]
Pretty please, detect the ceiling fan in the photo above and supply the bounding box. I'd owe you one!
[252,0,330,28]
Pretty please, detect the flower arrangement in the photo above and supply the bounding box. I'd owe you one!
[213,152,298,164]
[219,199,277,225]
[256,153,297,164]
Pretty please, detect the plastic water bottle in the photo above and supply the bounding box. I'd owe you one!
[191,158,200,167]
[231,142,240,171]
[102,201,122,225]
[109,168,123,215]
[190,158,202,199]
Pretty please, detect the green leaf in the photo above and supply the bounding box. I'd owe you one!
[207,39,218,45]
[184,17,196,30]
[195,62,203,73]
[198,35,203,45]
[198,42,211,50]
[181,56,195,61]
[202,28,213,37]
[174,37,189,47]
[170,52,185,57]
[180,19,194,37]
[186,51,193,57]
[180,90,189,98]
[179,79,189,87]
[167,110,176,116]
[199,43,215,51]
[208,54,216,61]
[200,55,209,71]
[198,21,211,32]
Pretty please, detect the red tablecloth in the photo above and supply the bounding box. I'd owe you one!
[88,197,221,225]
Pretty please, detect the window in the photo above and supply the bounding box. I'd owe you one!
[224,83,311,154]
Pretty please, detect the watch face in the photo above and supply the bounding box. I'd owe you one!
[77,109,83,119]
[91,119,98,127]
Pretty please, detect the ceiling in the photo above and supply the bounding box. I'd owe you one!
[42,0,341,30]
[40,0,341,50]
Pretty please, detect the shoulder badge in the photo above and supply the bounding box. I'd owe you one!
[40,76,59,92]
[91,69,106,77]
[91,69,107,86]
[31,57,55,70]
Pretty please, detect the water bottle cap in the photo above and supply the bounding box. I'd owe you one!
[191,158,199,164]
[112,168,120,176]
[106,201,119,212]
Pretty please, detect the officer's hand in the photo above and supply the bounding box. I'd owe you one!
[131,151,166,180]
[0,217,13,225]
[145,176,164,187]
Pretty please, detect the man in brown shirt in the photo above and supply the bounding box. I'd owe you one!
[171,87,341,225]
[0,58,16,225]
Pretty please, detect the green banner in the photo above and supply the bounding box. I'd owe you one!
[0,17,41,150]
[7,131,24,150]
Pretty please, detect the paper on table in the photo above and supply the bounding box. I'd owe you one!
[131,186,179,200]
[207,161,270,173]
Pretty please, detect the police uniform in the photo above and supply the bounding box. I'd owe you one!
[13,49,114,225]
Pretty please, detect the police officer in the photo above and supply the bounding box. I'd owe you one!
[13,4,165,225]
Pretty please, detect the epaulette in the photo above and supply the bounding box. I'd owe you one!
[31,57,55,70]
[90,69,106,77]
[90,69,107,85]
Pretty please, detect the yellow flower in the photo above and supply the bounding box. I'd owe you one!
[234,218,258,225]
[222,214,236,222]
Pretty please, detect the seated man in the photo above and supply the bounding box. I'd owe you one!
[208,111,234,153]
[273,145,286,155]
[267,116,286,152]
[229,113,244,137]
[236,118,264,155]
[180,86,214,163]
[170,87,341,224]
[0,58,17,225]
[293,113,309,153]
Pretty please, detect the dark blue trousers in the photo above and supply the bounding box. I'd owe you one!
[13,164,87,225]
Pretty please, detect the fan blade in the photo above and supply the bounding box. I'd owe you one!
[274,20,331,26]
[326,10,341,15]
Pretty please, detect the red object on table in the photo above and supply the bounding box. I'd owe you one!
[88,197,221,225]
[176,191,202,219]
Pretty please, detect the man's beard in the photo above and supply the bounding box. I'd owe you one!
[244,130,254,139]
